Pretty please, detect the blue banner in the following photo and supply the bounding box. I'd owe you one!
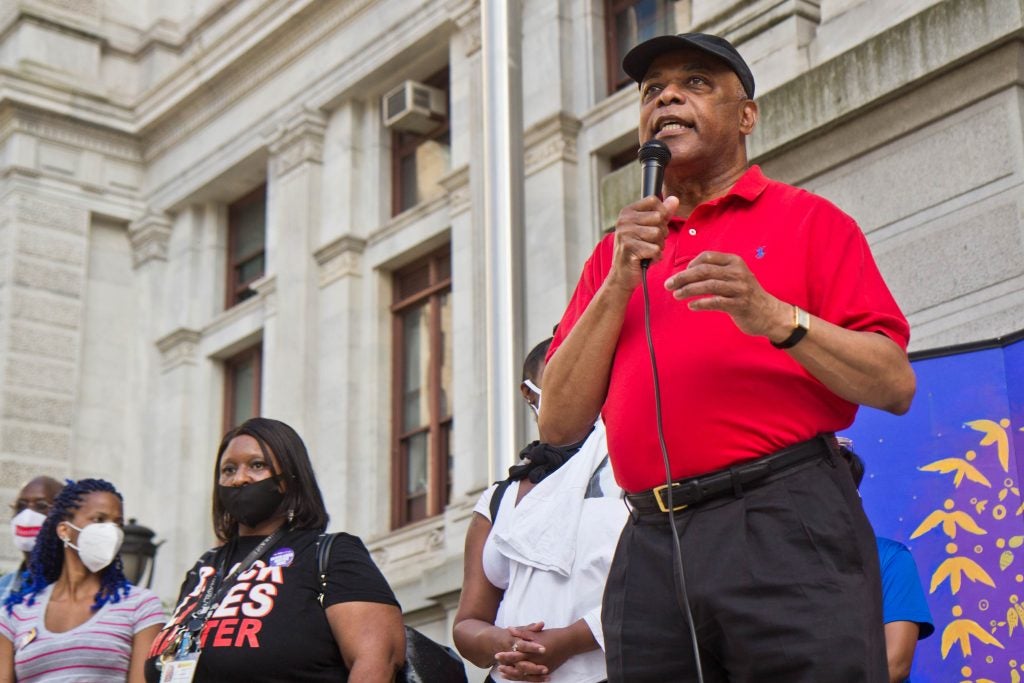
[844,335,1024,682]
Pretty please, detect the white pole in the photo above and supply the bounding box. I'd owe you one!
[480,0,525,484]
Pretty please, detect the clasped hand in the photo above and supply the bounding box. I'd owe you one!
[493,622,571,682]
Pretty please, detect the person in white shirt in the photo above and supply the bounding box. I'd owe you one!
[454,338,627,682]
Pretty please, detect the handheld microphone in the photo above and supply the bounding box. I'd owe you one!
[637,140,671,269]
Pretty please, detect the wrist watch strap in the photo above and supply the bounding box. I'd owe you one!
[771,306,810,349]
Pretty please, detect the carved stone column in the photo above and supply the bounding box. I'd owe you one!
[522,111,582,341]
[0,192,89,538]
[447,2,494,502]
[261,108,327,434]
[149,326,206,597]
[128,210,172,269]
[311,234,365,529]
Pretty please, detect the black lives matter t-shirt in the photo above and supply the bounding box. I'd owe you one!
[144,529,399,683]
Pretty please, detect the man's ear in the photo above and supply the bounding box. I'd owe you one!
[739,99,758,135]
[519,383,533,403]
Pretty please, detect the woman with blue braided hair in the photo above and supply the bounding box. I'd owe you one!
[0,478,165,682]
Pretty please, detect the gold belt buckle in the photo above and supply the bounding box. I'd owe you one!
[652,483,688,513]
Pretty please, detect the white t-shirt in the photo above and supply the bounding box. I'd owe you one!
[473,426,626,683]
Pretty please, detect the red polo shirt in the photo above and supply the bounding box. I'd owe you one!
[548,166,909,493]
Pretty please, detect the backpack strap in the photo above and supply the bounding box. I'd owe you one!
[315,532,338,607]
[488,479,513,524]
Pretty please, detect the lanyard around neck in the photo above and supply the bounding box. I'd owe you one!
[186,527,286,634]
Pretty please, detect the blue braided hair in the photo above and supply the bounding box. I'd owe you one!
[4,478,131,615]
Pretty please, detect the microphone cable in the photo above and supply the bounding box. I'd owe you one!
[640,259,705,683]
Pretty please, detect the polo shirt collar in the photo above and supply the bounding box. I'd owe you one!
[729,165,769,203]
[667,165,768,229]
[702,165,768,208]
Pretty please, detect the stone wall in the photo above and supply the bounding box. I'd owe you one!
[0,2,1020,668]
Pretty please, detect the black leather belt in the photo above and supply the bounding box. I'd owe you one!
[625,435,833,516]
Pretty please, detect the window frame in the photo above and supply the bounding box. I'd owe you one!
[390,69,451,217]
[605,0,673,95]
[223,343,263,433]
[390,246,453,527]
[225,184,268,309]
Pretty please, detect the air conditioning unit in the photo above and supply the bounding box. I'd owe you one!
[382,80,447,134]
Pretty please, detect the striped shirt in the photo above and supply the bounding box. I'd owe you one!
[0,583,165,682]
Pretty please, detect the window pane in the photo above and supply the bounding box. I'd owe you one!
[402,305,430,432]
[436,251,451,281]
[600,163,641,233]
[405,432,429,496]
[399,152,418,213]
[396,262,431,302]
[391,247,453,527]
[414,135,451,206]
[395,132,451,214]
[231,198,266,260]
[227,187,266,308]
[236,254,265,287]
[230,359,256,427]
[634,0,666,38]
[613,0,670,87]
[406,494,427,523]
[439,292,453,418]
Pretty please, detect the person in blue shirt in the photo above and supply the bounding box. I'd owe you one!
[840,439,934,683]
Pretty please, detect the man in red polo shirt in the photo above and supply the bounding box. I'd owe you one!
[539,33,915,682]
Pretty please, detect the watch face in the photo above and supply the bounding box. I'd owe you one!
[795,306,811,330]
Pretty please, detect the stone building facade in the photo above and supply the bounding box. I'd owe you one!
[0,0,1021,667]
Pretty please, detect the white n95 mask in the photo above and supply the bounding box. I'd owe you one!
[64,522,124,573]
[10,509,47,553]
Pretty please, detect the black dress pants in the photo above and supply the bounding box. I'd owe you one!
[602,452,887,682]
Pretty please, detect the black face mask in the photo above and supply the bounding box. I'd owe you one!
[218,478,285,528]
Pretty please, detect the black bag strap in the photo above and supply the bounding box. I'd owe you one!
[314,533,467,682]
[315,532,337,607]
[488,479,512,524]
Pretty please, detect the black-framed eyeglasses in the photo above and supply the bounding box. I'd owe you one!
[11,500,52,515]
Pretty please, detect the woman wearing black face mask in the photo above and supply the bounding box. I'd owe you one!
[144,418,406,682]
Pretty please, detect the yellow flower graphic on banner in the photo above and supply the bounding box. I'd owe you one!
[920,453,993,488]
[912,499,987,540]
[941,606,1004,658]
[967,419,1011,473]
[931,544,996,595]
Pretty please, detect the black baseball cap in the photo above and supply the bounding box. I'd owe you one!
[622,33,755,99]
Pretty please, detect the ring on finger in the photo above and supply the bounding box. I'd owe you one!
[512,640,519,652]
